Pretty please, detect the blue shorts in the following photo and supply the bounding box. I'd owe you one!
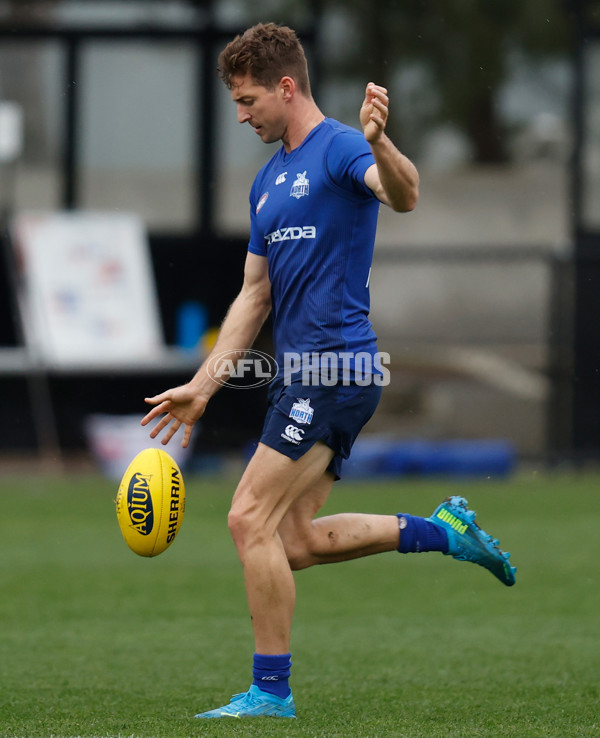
[259,380,382,479]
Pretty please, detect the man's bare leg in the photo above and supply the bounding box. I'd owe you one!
[228,442,334,654]
[229,442,402,654]
[279,474,401,570]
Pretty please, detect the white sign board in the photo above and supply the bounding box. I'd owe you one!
[0,101,23,161]
[11,212,164,368]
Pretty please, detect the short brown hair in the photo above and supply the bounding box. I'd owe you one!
[217,22,311,96]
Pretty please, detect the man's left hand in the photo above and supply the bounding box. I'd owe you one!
[360,83,389,144]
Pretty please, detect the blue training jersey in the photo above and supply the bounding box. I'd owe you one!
[248,117,381,390]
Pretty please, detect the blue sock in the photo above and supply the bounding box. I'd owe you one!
[252,653,292,699]
[397,513,449,554]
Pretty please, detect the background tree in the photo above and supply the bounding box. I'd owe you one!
[323,0,571,162]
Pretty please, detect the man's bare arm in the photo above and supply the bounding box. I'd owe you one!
[141,252,271,446]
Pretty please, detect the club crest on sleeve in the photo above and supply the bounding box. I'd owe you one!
[256,192,269,213]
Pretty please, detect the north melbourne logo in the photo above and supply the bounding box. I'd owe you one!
[290,171,309,199]
[289,398,314,425]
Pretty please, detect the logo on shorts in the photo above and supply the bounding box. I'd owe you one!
[281,424,304,445]
[290,171,309,199]
[289,398,314,425]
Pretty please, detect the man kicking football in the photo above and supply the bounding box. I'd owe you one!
[142,22,516,720]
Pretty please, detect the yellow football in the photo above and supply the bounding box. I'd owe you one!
[116,447,185,557]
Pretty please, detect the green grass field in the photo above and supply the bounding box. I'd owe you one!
[1,469,599,737]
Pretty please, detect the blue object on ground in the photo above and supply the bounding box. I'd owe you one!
[343,437,516,479]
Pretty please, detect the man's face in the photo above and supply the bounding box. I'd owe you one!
[230,73,287,144]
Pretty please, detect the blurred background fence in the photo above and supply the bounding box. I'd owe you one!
[0,0,598,471]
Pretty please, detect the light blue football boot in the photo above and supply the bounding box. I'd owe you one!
[428,496,517,586]
[194,684,296,718]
